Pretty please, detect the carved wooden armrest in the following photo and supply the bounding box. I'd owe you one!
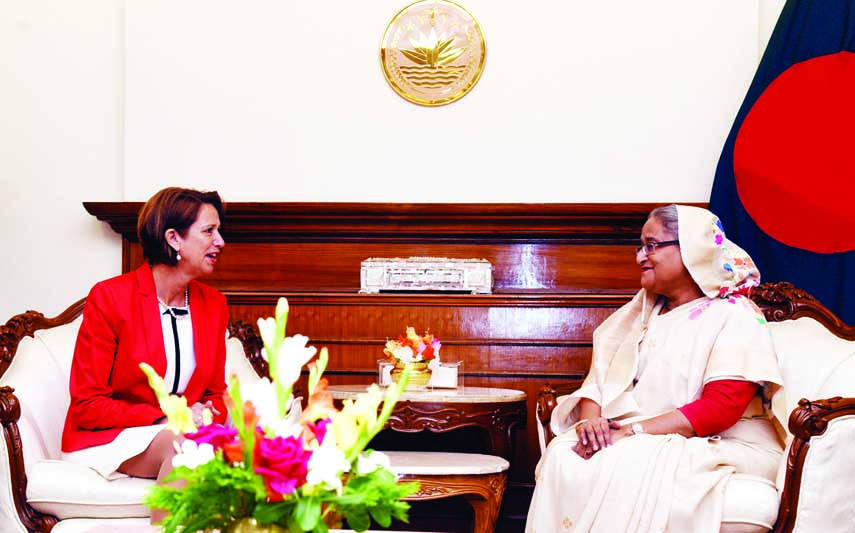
[772,396,855,533]
[227,319,268,379]
[0,386,59,533]
[536,380,583,449]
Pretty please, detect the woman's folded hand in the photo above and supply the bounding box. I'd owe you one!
[574,418,628,459]
[190,400,220,426]
[573,440,599,459]
[575,417,613,451]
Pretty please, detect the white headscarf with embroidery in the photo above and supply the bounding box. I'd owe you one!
[676,205,760,299]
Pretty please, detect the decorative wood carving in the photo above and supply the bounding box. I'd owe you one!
[751,282,855,340]
[536,380,585,446]
[227,319,269,379]
[0,299,86,376]
[400,471,507,533]
[1,386,60,533]
[384,400,526,461]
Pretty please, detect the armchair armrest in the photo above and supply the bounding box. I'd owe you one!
[0,386,59,533]
[773,396,855,533]
[227,319,268,379]
[536,380,583,452]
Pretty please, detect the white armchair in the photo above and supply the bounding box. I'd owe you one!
[535,282,855,533]
[0,299,268,533]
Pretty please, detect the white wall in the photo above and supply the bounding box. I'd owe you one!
[124,0,759,202]
[0,0,123,319]
[0,0,786,320]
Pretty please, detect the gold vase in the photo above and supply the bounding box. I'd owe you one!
[391,360,432,387]
[224,517,289,533]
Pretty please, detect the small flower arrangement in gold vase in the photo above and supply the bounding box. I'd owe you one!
[139,298,418,533]
[383,327,441,387]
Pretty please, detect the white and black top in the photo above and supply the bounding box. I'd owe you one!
[158,301,196,395]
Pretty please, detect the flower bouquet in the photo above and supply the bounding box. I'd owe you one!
[139,298,418,533]
[382,327,441,387]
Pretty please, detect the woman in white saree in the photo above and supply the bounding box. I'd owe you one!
[526,205,783,533]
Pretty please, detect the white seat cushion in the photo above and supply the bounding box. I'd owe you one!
[27,460,152,519]
[51,517,152,533]
[720,473,779,533]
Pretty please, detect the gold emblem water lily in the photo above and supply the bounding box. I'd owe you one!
[381,0,486,106]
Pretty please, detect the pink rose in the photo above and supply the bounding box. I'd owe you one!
[185,424,237,450]
[255,435,312,499]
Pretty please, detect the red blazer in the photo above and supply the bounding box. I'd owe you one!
[62,263,229,452]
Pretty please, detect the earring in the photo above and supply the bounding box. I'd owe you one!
[176,250,182,261]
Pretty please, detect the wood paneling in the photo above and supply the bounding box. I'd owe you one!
[85,201,704,532]
[125,242,642,293]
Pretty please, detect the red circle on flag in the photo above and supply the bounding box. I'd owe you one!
[734,51,855,253]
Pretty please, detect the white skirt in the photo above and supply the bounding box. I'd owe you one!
[62,424,166,480]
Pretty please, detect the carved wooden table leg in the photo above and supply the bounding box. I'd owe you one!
[463,473,507,533]
[399,471,507,533]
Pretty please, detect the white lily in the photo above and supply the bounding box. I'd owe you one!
[257,298,317,416]
[257,317,276,350]
[241,378,304,436]
[172,440,215,469]
[275,334,317,386]
[356,450,391,475]
[393,346,416,363]
[305,439,351,493]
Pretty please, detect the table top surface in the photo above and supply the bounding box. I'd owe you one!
[327,384,526,403]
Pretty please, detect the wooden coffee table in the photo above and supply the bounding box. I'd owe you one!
[327,385,527,461]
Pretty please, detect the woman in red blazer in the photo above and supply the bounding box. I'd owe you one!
[62,187,228,493]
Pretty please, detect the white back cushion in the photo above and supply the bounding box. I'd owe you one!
[791,414,855,533]
[769,318,855,424]
[769,317,855,493]
[225,335,261,386]
[0,317,82,469]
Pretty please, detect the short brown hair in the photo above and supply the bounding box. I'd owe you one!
[138,187,225,266]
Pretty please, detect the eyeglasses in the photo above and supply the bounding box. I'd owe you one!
[635,240,679,256]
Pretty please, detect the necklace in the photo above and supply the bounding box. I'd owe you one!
[158,288,189,318]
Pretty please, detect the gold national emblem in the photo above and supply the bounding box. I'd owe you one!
[381,0,486,106]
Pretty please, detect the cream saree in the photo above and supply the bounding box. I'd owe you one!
[526,295,783,533]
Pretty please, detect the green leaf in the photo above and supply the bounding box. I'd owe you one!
[254,500,295,525]
[345,507,370,532]
[308,347,329,395]
[296,496,321,531]
[369,506,392,528]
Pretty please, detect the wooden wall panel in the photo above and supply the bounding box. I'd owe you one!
[85,201,705,530]
[226,295,619,481]
[126,242,641,293]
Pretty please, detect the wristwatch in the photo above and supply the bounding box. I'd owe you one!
[630,422,645,435]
